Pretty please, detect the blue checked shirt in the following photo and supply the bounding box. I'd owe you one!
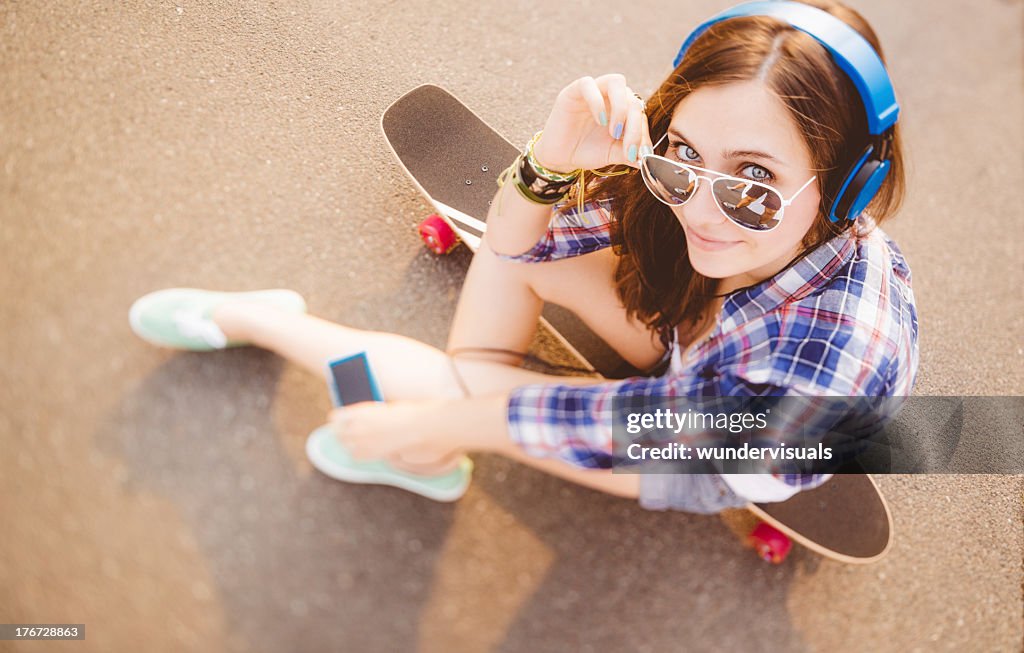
[494,196,920,502]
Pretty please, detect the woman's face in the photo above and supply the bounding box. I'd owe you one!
[661,80,822,294]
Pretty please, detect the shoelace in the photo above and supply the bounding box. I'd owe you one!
[172,308,228,348]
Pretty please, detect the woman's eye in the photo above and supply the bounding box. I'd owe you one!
[670,143,700,162]
[742,164,773,182]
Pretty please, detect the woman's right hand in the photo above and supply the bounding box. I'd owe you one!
[532,73,653,174]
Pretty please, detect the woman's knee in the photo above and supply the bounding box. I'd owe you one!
[464,246,665,372]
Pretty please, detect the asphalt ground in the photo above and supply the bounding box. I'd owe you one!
[1,1,1022,651]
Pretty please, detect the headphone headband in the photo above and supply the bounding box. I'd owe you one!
[672,0,899,135]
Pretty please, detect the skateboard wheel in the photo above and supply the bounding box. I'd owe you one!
[418,214,458,255]
[748,523,793,564]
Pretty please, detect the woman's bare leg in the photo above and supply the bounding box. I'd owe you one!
[208,235,659,500]
[446,237,666,370]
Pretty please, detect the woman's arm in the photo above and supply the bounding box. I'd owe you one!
[483,170,561,257]
[329,393,514,461]
[330,365,844,507]
[328,364,606,466]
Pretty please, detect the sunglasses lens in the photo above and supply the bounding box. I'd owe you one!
[712,178,783,231]
[641,157,698,206]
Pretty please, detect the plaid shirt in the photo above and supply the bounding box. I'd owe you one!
[496,196,920,500]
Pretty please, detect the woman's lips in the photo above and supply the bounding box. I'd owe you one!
[688,229,741,251]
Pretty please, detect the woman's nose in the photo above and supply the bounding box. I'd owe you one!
[681,178,727,226]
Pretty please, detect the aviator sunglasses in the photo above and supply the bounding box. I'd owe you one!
[639,132,817,232]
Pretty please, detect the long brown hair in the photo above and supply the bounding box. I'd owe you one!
[584,0,906,352]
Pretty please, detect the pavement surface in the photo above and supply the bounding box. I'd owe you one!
[1,0,1022,651]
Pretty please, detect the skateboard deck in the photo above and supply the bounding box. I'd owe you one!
[382,84,891,564]
[381,83,642,379]
[743,471,892,564]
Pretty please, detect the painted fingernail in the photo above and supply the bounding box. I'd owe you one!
[599,111,608,126]
[639,145,653,158]
[613,122,624,140]
[627,144,637,162]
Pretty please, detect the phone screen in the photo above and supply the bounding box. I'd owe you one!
[327,352,382,407]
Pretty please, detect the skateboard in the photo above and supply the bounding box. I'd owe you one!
[381,84,892,564]
[381,83,643,379]
[734,471,893,564]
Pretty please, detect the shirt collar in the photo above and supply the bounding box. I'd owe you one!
[718,218,866,332]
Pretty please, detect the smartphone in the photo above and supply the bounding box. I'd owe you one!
[326,352,383,408]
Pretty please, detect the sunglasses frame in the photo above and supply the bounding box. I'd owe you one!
[639,134,818,233]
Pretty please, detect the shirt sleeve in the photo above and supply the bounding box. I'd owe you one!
[506,367,841,499]
[489,196,614,264]
[506,373,673,469]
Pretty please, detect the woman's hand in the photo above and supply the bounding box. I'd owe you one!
[532,73,653,173]
[327,399,469,475]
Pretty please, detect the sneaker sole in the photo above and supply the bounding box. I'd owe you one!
[305,426,472,502]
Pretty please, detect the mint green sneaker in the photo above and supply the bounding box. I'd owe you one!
[129,288,307,351]
[305,425,473,502]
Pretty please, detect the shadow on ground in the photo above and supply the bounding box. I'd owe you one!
[95,349,815,652]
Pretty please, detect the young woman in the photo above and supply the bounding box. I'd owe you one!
[129,0,919,512]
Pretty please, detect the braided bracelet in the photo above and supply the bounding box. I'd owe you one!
[494,131,634,214]
[525,131,634,215]
[515,153,576,203]
[524,131,580,183]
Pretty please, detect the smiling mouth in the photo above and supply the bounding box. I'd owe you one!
[692,231,734,243]
[688,229,741,248]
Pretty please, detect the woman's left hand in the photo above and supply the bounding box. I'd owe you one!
[327,399,466,472]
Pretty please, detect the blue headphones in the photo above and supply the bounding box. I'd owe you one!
[672,1,899,224]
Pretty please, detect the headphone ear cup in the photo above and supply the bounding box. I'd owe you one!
[830,146,889,224]
[847,160,890,220]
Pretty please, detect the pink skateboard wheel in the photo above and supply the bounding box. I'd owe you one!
[748,522,793,564]
[418,214,458,255]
